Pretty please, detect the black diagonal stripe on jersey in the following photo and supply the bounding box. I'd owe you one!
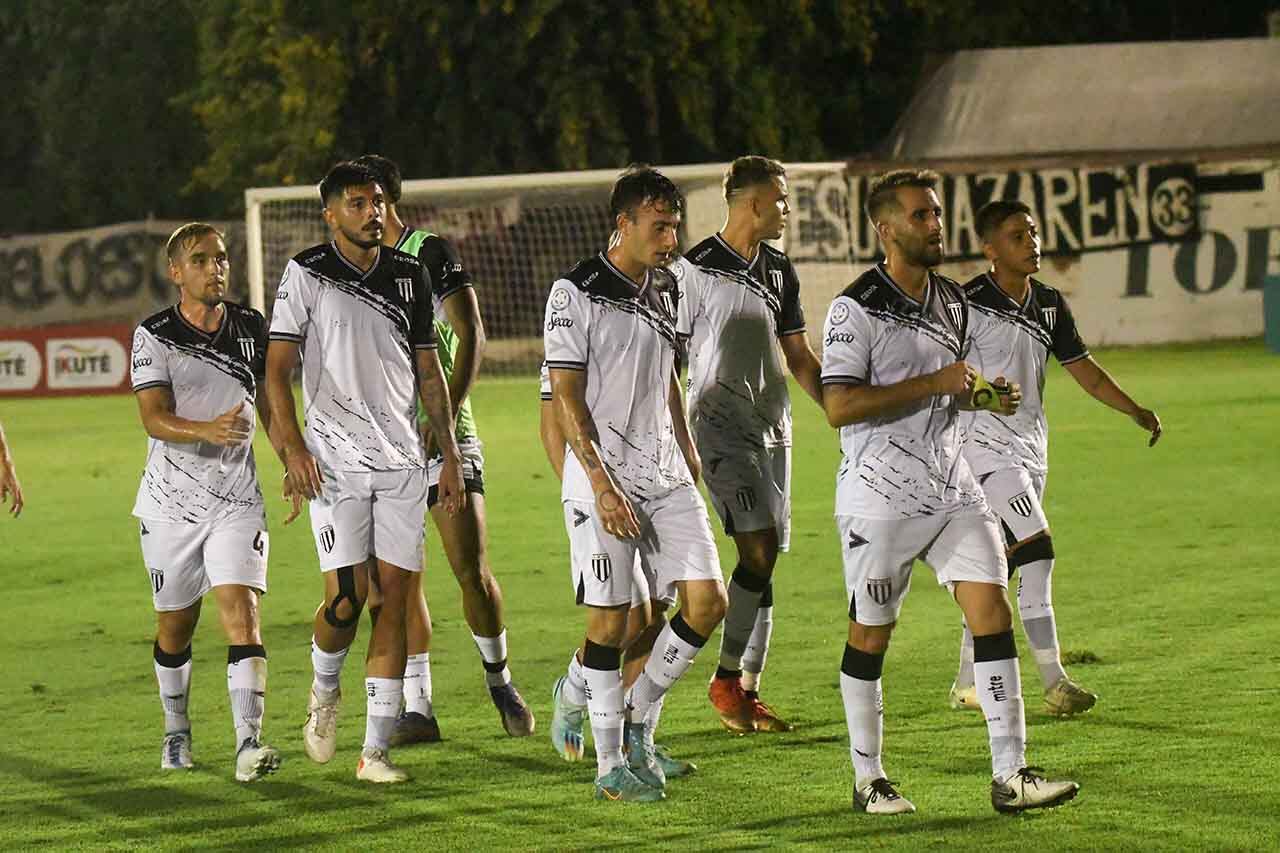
[583,290,678,347]
[969,301,1052,351]
[163,452,260,509]
[692,262,784,318]
[312,271,415,362]
[162,337,257,395]
[864,307,963,357]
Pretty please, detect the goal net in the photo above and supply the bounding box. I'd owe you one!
[245,162,855,375]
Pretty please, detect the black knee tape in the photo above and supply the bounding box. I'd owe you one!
[730,564,770,594]
[1008,535,1054,570]
[759,582,774,609]
[582,640,621,671]
[323,566,361,628]
[669,611,707,648]
[973,630,1017,662]
[227,644,266,664]
[154,642,192,668]
[840,644,884,680]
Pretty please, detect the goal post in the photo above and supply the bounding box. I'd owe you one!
[244,161,855,374]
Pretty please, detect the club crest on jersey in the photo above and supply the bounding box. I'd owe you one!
[768,269,784,292]
[591,553,612,583]
[550,288,571,311]
[396,277,414,302]
[150,568,164,594]
[1041,306,1057,328]
[866,577,892,606]
[735,487,757,513]
[829,301,850,326]
[946,301,964,328]
[237,337,255,361]
[1008,492,1034,518]
[319,524,336,554]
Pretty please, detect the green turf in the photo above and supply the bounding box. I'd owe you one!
[1,339,1277,851]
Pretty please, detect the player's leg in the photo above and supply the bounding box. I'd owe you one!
[838,515,920,815]
[389,570,440,746]
[621,599,695,778]
[711,527,777,732]
[143,518,208,771]
[742,446,792,712]
[933,510,1078,812]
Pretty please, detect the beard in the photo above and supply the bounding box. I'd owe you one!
[341,223,382,249]
[903,238,943,268]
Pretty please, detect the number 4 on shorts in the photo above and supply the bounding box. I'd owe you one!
[252,531,265,556]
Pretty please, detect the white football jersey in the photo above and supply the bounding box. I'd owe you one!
[543,252,691,502]
[961,273,1089,477]
[674,234,806,454]
[131,303,267,524]
[269,242,437,472]
[821,264,984,519]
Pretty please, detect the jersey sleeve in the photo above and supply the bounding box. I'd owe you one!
[543,280,590,371]
[410,263,439,350]
[673,257,701,338]
[821,296,873,385]
[1051,294,1089,364]
[268,260,314,343]
[131,326,171,392]
[539,361,552,400]
[425,236,473,303]
[776,257,806,336]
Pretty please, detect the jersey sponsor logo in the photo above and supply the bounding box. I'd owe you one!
[591,552,612,583]
[826,330,857,345]
[276,290,289,300]
[238,337,255,361]
[319,524,336,554]
[572,508,589,527]
[550,288,572,310]
[829,302,850,326]
[396,277,413,303]
[866,577,892,606]
[1041,306,1057,328]
[847,530,869,549]
[735,486,757,513]
[946,301,964,328]
[1008,492,1034,518]
[132,356,152,369]
[546,315,574,331]
[150,568,164,594]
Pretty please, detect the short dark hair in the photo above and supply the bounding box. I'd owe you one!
[354,154,403,204]
[166,222,224,262]
[723,155,786,202]
[865,169,941,223]
[609,164,685,221]
[976,199,1033,240]
[318,160,381,206]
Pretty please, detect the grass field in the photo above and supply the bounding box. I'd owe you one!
[1,339,1278,851]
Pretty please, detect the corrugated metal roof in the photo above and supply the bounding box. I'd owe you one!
[879,39,1280,160]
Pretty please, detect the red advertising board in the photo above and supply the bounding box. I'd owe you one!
[0,323,134,398]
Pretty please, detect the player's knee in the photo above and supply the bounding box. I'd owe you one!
[849,622,893,654]
[323,566,364,629]
[1008,534,1054,571]
[683,584,727,633]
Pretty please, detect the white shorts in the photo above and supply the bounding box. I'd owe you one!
[308,467,429,572]
[564,485,723,608]
[138,516,268,612]
[837,505,1007,626]
[426,437,485,507]
[702,444,792,552]
[979,467,1049,545]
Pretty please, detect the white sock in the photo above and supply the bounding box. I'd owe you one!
[154,650,192,735]
[956,621,975,688]
[311,639,348,696]
[626,614,706,722]
[563,652,588,707]
[403,652,433,717]
[840,673,885,787]
[582,665,625,777]
[718,573,765,671]
[643,693,665,734]
[1017,559,1068,687]
[364,677,403,753]
[974,657,1027,780]
[473,630,512,687]
[741,603,774,691]
[228,654,267,748]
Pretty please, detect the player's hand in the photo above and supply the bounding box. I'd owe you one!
[283,443,324,500]
[0,459,22,518]
[1133,407,1162,446]
[933,361,977,397]
[596,485,641,540]
[992,376,1021,416]
[437,452,467,516]
[202,403,252,446]
[280,474,304,525]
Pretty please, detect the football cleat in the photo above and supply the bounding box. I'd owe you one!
[949,681,981,711]
[708,675,755,734]
[1043,678,1097,716]
[302,686,340,763]
[388,711,441,747]
[234,738,281,782]
[593,766,666,802]
[160,730,193,771]
[653,744,697,778]
[550,676,586,762]
[624,720,666,790]
[854,778,916,815]
[490,682,536,737]
[356,748,410,784]
[992,767,1079,813]
[748,696,794,732]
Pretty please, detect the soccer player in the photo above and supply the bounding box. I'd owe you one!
[0,419,22,517]
[131,222,292,782]
[821,169,1078,814]
[266,161,465,784]
[544,166,727,802]
[671,155,822,733]
[948,200,1162,716]
[353,154,534,743]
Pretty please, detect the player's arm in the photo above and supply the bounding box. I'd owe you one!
[668,368,701,484]
[136,386,250,446]
[1063,356,1162,446]
[551,367,640,539]
[823,365,977,427]
[440,285,486,425]
[252,391,303,524]
[0,419,23,518]
[416,348,466,514]
[263,340,323,500]
[779,331,823,405]
[539,400,566,481]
